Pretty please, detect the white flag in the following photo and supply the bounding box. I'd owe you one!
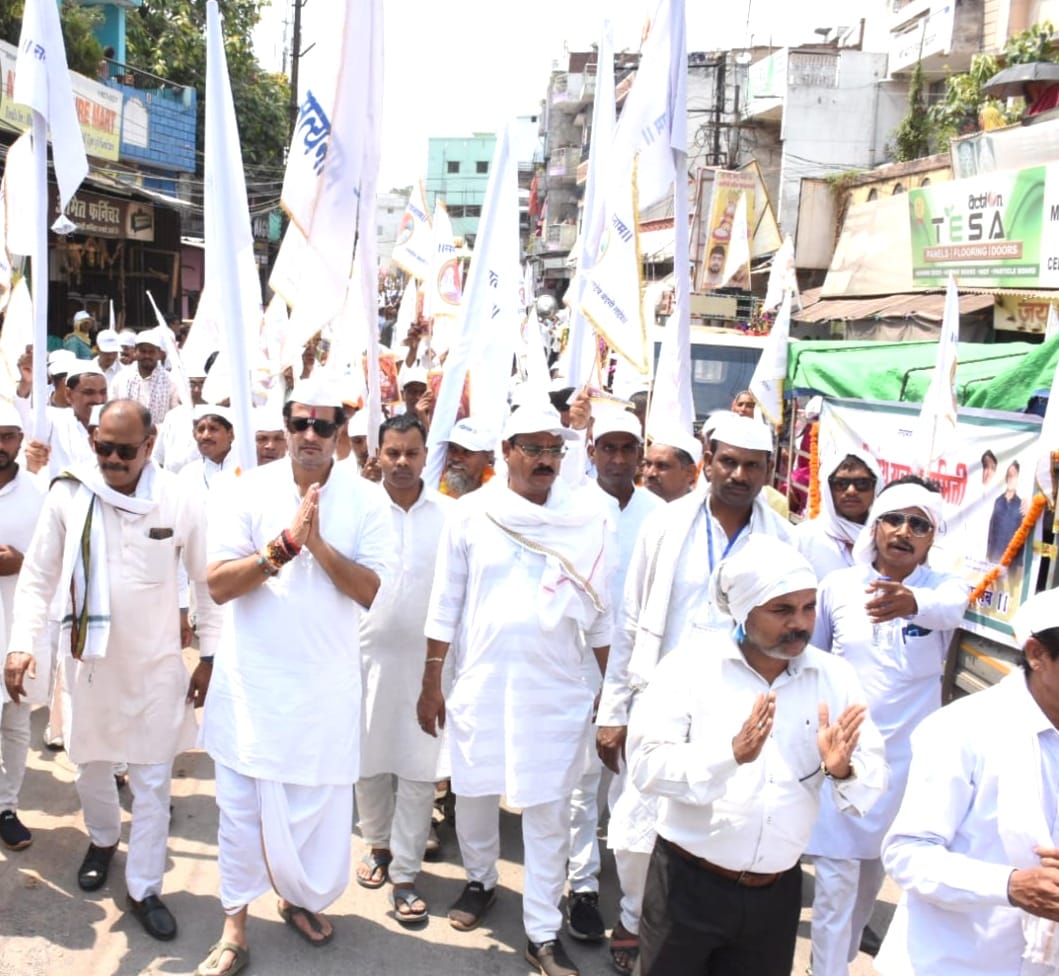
[280,0,382,343]
[204,0,263,471]
[14,0,88,231]
[580,0,686,373]
[914,274,961,472]
[15,0,88,432]
[1046,304,1059,342]
[390,280,418,361]
[764,234,798,312]
[424,124,519,490]
[566,19,616,387]
[720,192,750,289]
[749,289,791,429]
[424,200,461,322]
[391,180,432,281]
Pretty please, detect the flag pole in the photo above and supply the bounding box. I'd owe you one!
[30,114,48,435]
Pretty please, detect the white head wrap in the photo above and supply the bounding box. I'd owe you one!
[851,482,944,564]
[713,537,818,627]
[708,414,774,455]
[1012,588,1059,648]
[819,448,884,546]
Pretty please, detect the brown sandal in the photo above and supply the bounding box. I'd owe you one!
[609,921,640,976]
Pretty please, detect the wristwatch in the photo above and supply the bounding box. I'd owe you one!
[822,760,856,781]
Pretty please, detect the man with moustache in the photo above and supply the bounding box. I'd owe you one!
[198,376,394,975]
[641,431,700,503]
[0,404,45,851]
[596,414,793,972]
[154,368,208,472]
[112,329,179,428]
[629,538,887,976]
[440,417,496,498]
[355,413,451,923]
[4,400,217,940]
[181,406,237,488]
[418,402,613,976]
[806,476,969,976]
[22,362,109,479]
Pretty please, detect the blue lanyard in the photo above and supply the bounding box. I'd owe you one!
[706,514,747,573]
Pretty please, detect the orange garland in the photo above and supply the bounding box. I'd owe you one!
[439,463,495,497]
[968,491,1048,605]
[807,422,821,520]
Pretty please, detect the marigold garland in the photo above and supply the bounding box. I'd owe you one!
[439,464,495,497]
[968,492,1048,605]
[807,422,821,520]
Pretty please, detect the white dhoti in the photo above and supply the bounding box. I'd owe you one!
[215,762,353,914]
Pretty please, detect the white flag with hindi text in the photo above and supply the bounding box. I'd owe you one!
[579,0,685,373]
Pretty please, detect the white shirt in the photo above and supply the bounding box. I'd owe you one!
[597,486,794,727]
[793,516,859,580]
[154,404,199,472]
[202,459,396,787]
[628,634,888,873]
[878,674,1059,976]
[359,482,452,781]
[0,468,44,657]
[806,562,970,859]
[424,478,613,807]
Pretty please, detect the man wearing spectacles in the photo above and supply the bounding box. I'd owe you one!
[418,403,615,976]
[806,475,970,976]
[794,450,882,580]
[4,399,219,942]
[197,376,395,974]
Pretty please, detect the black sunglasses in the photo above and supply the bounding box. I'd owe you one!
[829,476,876,493]
[93,439,147,461]
[877,512,933,537]
[286,416,339,438]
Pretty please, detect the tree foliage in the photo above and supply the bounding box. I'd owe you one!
[929,21,1058,151]
[125,0,290,175]
[0,1,103,77]
[893,58,932,161]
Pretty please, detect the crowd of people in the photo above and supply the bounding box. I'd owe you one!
[0,310,1058,976]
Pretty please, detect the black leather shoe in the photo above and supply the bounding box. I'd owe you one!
[77,843,117,891]
[859,925,882,957]
[127,894,178,941]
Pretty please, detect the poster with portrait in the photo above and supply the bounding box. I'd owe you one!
[819,398,1046,647]
[697,169,756,291]
[428,369,471,422]
[365,350,400,407]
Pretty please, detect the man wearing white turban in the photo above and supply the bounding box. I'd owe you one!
[628,537,887,976]
[877,586,1059,976]
[794,449,883,580]
[595,413,794,973]
[806,475,970,976]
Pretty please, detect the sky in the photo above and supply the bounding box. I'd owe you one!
[253,0,870,190]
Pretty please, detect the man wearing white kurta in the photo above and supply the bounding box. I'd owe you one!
[198,377,394,976]
[418,403,614,976]
[0,403,44,851]
[4,400,217,941]
[154,372,208,473]
[596,414,793,971]
[629,538,887,976]
[806,477,970,976]
[877,587,1059,975]
[355,413,452,923]
[793,448,881,581]
[22,361,108,480]
[565,408,661,944]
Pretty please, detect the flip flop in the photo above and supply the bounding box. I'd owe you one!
[355,848,392,889]
[195,940,249,976]
[277,902,334,947]
[392,886,429,925]
[609,922,640,976]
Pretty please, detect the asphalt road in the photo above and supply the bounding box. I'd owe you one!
[0,702,895,976]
